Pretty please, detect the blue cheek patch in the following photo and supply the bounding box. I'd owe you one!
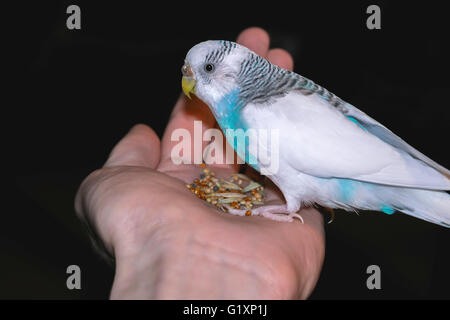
[216,88,242,130]
[217,89,259,171]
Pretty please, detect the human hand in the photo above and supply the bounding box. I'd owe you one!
[75,27,325,299]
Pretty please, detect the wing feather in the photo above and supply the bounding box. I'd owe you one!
[241,91,450,190]
[340,102,450,179]
[287,73,450,179]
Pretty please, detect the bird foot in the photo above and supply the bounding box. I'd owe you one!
[225,204,304,223]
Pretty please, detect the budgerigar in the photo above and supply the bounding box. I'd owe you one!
[181,40,450,227]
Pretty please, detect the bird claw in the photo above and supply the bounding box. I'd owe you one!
[225,204,304,224]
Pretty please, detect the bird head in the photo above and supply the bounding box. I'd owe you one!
[181,41,251,109]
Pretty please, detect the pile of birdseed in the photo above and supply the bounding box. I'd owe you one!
[186,164,265,216]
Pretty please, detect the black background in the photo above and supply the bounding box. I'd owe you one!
[5,1,449,299]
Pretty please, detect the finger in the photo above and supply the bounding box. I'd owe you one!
[267,48,294,71]
[236,27,270,57]
[105,124,161,168]
[158,95,217,171]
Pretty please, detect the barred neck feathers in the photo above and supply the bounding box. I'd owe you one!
[205,40,238,64]
[237,52,345,108]
[185,40,346,114]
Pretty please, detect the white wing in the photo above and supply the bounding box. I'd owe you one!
[341,102,450,179]
[241,91,450,190]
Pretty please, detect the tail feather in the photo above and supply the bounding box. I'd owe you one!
[393,189,450,227]
[329,178,450,228]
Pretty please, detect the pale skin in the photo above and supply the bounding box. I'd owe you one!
[75,27,325,299]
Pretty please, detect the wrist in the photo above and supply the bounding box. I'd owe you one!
[110,222,289,299]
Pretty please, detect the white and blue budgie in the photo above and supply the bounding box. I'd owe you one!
[181,40,450,227]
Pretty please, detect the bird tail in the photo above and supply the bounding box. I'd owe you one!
[331,179,450,228]
[387,188,450,228]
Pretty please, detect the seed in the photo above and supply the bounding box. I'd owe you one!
[235,174,250,181]
[187,167,265,214]
[219,180,242,191]
[211,193,246,198]
[218,198,236,204]
[242,181,261,193]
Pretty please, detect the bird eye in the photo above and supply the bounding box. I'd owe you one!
[204,63,215,73]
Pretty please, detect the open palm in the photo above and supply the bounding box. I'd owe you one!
[75,27,325,299]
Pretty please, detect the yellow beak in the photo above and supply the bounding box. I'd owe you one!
[182,76,196,99]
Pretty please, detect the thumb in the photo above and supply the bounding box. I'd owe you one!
[104,124,161,169]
